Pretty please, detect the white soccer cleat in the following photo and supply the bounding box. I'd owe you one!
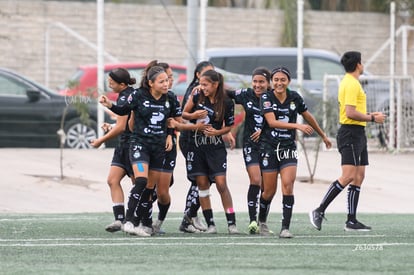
[122,221,135,235]
[105,220,122,233]
[192,217,207,231]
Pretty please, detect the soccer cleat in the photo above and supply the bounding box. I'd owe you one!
[182,213,193,225]
[141,225,154,236]
[279,228,294,238]
[344,220,372,232]
[228,224,241,234]
[152,219,165,235]
[309,209,326,231]
[105,220,123,233]
[192,217,207,231]
[205,225,217,234]
[132,225,151,237]
[258,222,273,236]
[122,221,136,235]
[179,223,201,233]
[248,221,259,234]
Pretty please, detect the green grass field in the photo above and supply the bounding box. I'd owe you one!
[1,213,413,274]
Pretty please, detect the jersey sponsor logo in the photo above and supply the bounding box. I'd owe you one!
[194,133,223,147]
[254,114,263,124]
[127,94,133,104]
[197,117,210,124]
[198,104,215,116]
[150,112,165,124]
[247,101,261,112]
[275,142,298,161]
[263,101,271,108]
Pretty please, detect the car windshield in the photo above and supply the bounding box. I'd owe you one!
[308,57,344,81]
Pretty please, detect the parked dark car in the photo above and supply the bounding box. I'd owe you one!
[0,67,112,148]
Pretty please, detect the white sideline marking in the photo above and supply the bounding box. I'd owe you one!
[0,242,412,248]
[0,217,97,222]
[0,235,387,242]
[0,217,185,222]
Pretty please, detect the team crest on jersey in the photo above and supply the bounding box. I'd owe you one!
[133,151,140,159]
[165,100,170,108]
[187,163,192,171]
[290,102,296,111]
[262,154,269,167]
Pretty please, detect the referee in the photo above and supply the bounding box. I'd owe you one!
[309,51,386,231]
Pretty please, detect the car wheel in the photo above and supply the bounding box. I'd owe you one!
[64,118,97,149]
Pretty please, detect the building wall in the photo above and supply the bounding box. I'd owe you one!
[0,1,412,89]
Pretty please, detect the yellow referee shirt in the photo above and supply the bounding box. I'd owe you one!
[338,73,367,126]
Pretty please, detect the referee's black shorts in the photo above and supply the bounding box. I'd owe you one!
[336,124,369,166]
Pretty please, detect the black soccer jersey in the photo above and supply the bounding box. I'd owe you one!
[109,88,182,146]
[228,88,264,144]
[260,89,307,147]
[116,86,134,146]
[188,92,234,146]
[179,81,199,144]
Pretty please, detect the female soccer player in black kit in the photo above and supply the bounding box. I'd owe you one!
[258,67,331,238]
[178,61,214,233]
[91,68,135,233]
[100,65,182,237]
[182,69,240,234]
[226,67,271,234]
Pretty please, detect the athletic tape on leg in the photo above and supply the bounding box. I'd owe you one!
[198,189,210,198]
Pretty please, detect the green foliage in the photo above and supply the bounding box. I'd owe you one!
[64,79,91,126]
[307,0,414,15]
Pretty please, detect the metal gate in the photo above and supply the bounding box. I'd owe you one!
[322,74,414,152]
